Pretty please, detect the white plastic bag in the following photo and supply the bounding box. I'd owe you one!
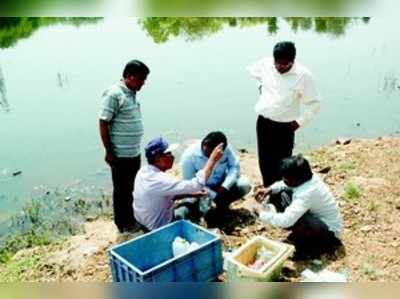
[256,246,274,261]
[188,242,200,251]
[172,237,191,257]
[248,246,275,270]
[172,237,200,257]
[301,268,347,282]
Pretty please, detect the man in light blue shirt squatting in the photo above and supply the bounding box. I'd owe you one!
[180,131,251,217]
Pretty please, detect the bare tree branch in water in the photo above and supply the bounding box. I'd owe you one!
[0,66,10,112]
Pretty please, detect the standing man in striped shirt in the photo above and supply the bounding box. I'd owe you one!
[99,60,150,233]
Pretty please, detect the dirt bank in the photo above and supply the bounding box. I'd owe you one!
[2,136,400,282]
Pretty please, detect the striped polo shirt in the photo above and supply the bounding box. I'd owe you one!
[99,81,144,158]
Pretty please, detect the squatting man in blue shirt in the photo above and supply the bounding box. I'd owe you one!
[180,131,251,224]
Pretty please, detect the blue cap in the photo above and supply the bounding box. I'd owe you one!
[145,137,179,161]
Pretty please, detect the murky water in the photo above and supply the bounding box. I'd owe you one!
[0,17,399,222]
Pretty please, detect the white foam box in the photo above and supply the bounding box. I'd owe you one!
[226,236,294,281]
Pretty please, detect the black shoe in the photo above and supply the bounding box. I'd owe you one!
[204,209,220,228]
[119,222,143,233]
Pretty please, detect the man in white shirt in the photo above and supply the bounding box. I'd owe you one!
[133,137,223,231]
[247,41,320,187]
[254,155,342,259]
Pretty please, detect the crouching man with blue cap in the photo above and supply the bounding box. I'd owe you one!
[133,137,224,231]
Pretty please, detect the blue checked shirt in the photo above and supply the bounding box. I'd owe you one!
[180,141,240,198]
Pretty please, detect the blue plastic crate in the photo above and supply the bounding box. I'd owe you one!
[108,220,223,282]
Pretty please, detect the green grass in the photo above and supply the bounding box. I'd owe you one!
[338,161,356,172]
[0,231,51,263]
[344,182,361,201]
[0,189,113,265]
[0,249,46,282]
[366,199,379,212]
[361,262,383,280]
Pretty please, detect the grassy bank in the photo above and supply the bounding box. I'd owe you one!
[0,188,113,264]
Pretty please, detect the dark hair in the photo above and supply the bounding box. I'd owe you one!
[201,131,228,150]
[123,59,150,79]
[273,41,296,61]
[146,155,158,165]
[146,152,164,165]
[280,154,313,185]
[146,155,155,165]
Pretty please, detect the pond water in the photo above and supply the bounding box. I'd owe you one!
[0,17,399,223]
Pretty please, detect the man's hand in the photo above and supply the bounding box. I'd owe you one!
[254,188,269,202]
[105,152,114,167]
[209,143,224,163]
[291,120,300,131]
[190,189,208,198]
[204,143,224,181]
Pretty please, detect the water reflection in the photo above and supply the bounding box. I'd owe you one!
[139,17,370,44]
[0,17,102,49]
[143,0,371,16]
[0,66,9,112]
[0,0,378,16]
[0,17,371,49]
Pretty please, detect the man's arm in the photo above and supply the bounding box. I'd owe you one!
[99,90,118,167]
[99,120,114,166]
[173,189,207,200]
[163,144,224,198]
[247,58,265,84]
[259,195,310,228]
[296,73,321,127]
[255,180,286,202]
[221,146,240,190]
[203,144,224,180]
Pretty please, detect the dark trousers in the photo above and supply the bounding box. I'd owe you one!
[270,190,341,256]
[213,182,249,211]
[256,116,294,187]
[111,156,141,232]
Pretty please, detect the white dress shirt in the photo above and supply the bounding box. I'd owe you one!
[133,165,206,230]
[259,175,342,237]
[247,57,321,126]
